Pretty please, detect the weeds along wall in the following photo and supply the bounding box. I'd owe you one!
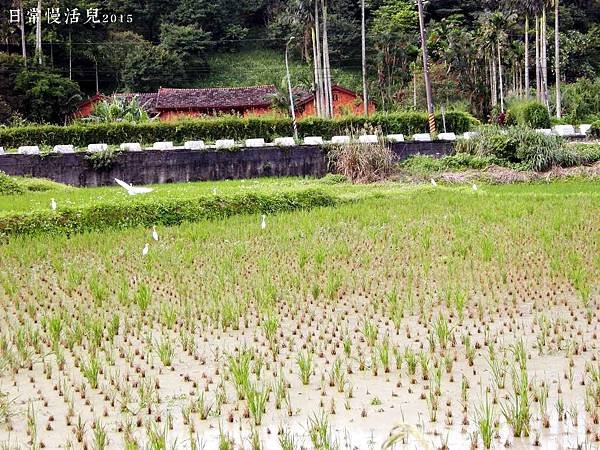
[0,112,477,147]
[0,142,454,187]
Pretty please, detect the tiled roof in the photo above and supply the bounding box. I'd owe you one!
[155,85,280,110]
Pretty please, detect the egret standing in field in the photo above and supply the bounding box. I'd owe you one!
[142,243,149,256]
[114,178,153,196]
[212,187,217,195]
[430,179,437,187]
[152,226,159,241]
[50,198,57,211]
[261,214,266,230]
[472,183,478,191]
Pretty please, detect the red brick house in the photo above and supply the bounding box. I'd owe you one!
[295,85,375,119]
[74,85,374,120]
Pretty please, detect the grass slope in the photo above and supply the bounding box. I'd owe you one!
[199,49,361,91]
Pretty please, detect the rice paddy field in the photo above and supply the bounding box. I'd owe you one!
[0,177,599,449]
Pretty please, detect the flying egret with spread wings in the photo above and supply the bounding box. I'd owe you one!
[114,178,153,195]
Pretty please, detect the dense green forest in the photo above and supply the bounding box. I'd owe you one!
[1,0,600,123]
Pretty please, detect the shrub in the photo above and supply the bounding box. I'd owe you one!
[456,126,573,171]
[0,171,24,195]
[0,111,478,148]
[506,100,551,129]
[18,177,68,192]
[556,78,600,123]
[591,121,600,137]
[567,143,600,165]
[0,189,338,238]
[319,174,348,184]
[400,153,511,173]
[327,141,396,183]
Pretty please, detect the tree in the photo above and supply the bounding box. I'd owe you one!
[551,0,560,117]
[160,24,212,59]
[370,0,419,109]
[15,67,82,123]
[0,52,25,115]
[121,44,187,92]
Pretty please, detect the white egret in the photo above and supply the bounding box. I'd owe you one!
[472,183,478,191]
[115,178,153,195]
[50,198,57,211]
[430,179,437,187]
[261,214,266,230]
[212,187,217,195]
[142,243,149,256]
[152,226,159,241]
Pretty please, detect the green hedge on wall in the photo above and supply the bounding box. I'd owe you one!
[0,112,478,148]
[591,120,600,137]
[0,189,338,238]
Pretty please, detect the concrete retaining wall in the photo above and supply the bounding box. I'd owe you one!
[0,141,453,187]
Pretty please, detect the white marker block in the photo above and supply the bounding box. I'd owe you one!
[552,125,576,136]
[386,134,405,142]
[54,144,75,153]
[18,146,40,154]
[331,136,350,144]
[438,132,457,141]
[215,139,236,149]
[358,135,379,144]
[184,140,205,150]
[579,124,592,135]
[120,143,142,152]
[274,137,295,147]
[152,141,173,150]
[87,143,108,152]
[303,136,323,145]
[412,133,432,142]
[245,138,265,148]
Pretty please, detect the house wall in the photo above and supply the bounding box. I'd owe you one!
[0,141,452,187]
[297,89,375,119]
[73,98,103,119]
[159,107,274,121]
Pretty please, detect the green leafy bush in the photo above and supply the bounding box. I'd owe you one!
[456,126,574,171]
[506,100,551,129]
[0,189,338,238]
[319,174,348,184]
[591,121,600,137]
[401,153,512,173]
[0,171,24,195]
[0,112,478,148]
[567,143,600,165]
[556,78,600,123]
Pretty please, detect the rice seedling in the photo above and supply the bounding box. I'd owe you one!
[307,412,338,450]
[474,392,496,449]
[81,356,101,389]
[227,348,252,400]
[297,350,313,385]
[246,381,270,426]
[92,419,108,450]
[154,337,174,367]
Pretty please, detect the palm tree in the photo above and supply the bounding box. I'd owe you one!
[479,11,513,112]
[550,0,561,117]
